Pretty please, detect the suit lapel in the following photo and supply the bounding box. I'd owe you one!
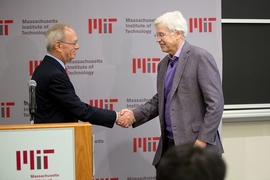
[44,55,68,77]
[170,42,190,100]
[157,56,170,115]
[159,56,170,91]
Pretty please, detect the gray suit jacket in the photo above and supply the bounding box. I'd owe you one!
[132,41,224,166]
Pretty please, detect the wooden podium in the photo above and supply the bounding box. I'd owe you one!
[0,122,93,180]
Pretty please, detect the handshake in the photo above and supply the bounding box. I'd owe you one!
[116,109,135,128]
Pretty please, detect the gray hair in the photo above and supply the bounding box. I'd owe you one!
[45,23,71,52]
[154,11,188,38]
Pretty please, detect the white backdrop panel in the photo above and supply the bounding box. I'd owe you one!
[0,0,221,179]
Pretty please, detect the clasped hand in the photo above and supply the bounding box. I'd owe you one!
[116,109,135,128]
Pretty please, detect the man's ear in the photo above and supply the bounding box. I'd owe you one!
[175,31,183,39]
[54,41,62,52]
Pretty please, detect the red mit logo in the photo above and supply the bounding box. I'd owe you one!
[189,18,216,33]
[88,18,117,34]
[16,149,54,170]
[89,99,118,110]
[1,102,15,118]
[133,137,160,152]
[0,20,13,36]
[132,58,160,73]
[29,60,42,76]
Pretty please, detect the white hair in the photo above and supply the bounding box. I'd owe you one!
[154,11,188,38]
[45,23,71,52]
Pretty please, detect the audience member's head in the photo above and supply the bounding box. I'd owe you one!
[157,143,226,180]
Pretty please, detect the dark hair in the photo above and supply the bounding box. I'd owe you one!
[156,143,226,180]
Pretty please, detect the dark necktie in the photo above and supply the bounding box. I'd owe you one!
[170,60,175,67]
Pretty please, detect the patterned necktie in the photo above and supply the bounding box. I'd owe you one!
[65,67,69,78]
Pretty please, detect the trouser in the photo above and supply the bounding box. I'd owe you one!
[155,137,175,179]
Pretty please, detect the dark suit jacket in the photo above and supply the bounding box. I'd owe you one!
[132,41,224,166]
[31,55,116,128]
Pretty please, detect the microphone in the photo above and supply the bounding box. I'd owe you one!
[28,80,37,124]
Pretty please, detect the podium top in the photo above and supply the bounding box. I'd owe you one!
[0,122,91,130]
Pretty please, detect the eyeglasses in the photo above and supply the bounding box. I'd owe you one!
[59,40,78,46]
[154,33,171,38]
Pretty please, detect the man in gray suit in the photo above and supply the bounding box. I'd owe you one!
[119,10,224,172]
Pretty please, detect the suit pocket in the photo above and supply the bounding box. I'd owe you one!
[191,121,202,132]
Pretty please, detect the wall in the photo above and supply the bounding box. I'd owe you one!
[222,2,270,179]
[223,119,270,180]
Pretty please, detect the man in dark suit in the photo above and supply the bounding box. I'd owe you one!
[121,11,224,171]
[32,23,133,128]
